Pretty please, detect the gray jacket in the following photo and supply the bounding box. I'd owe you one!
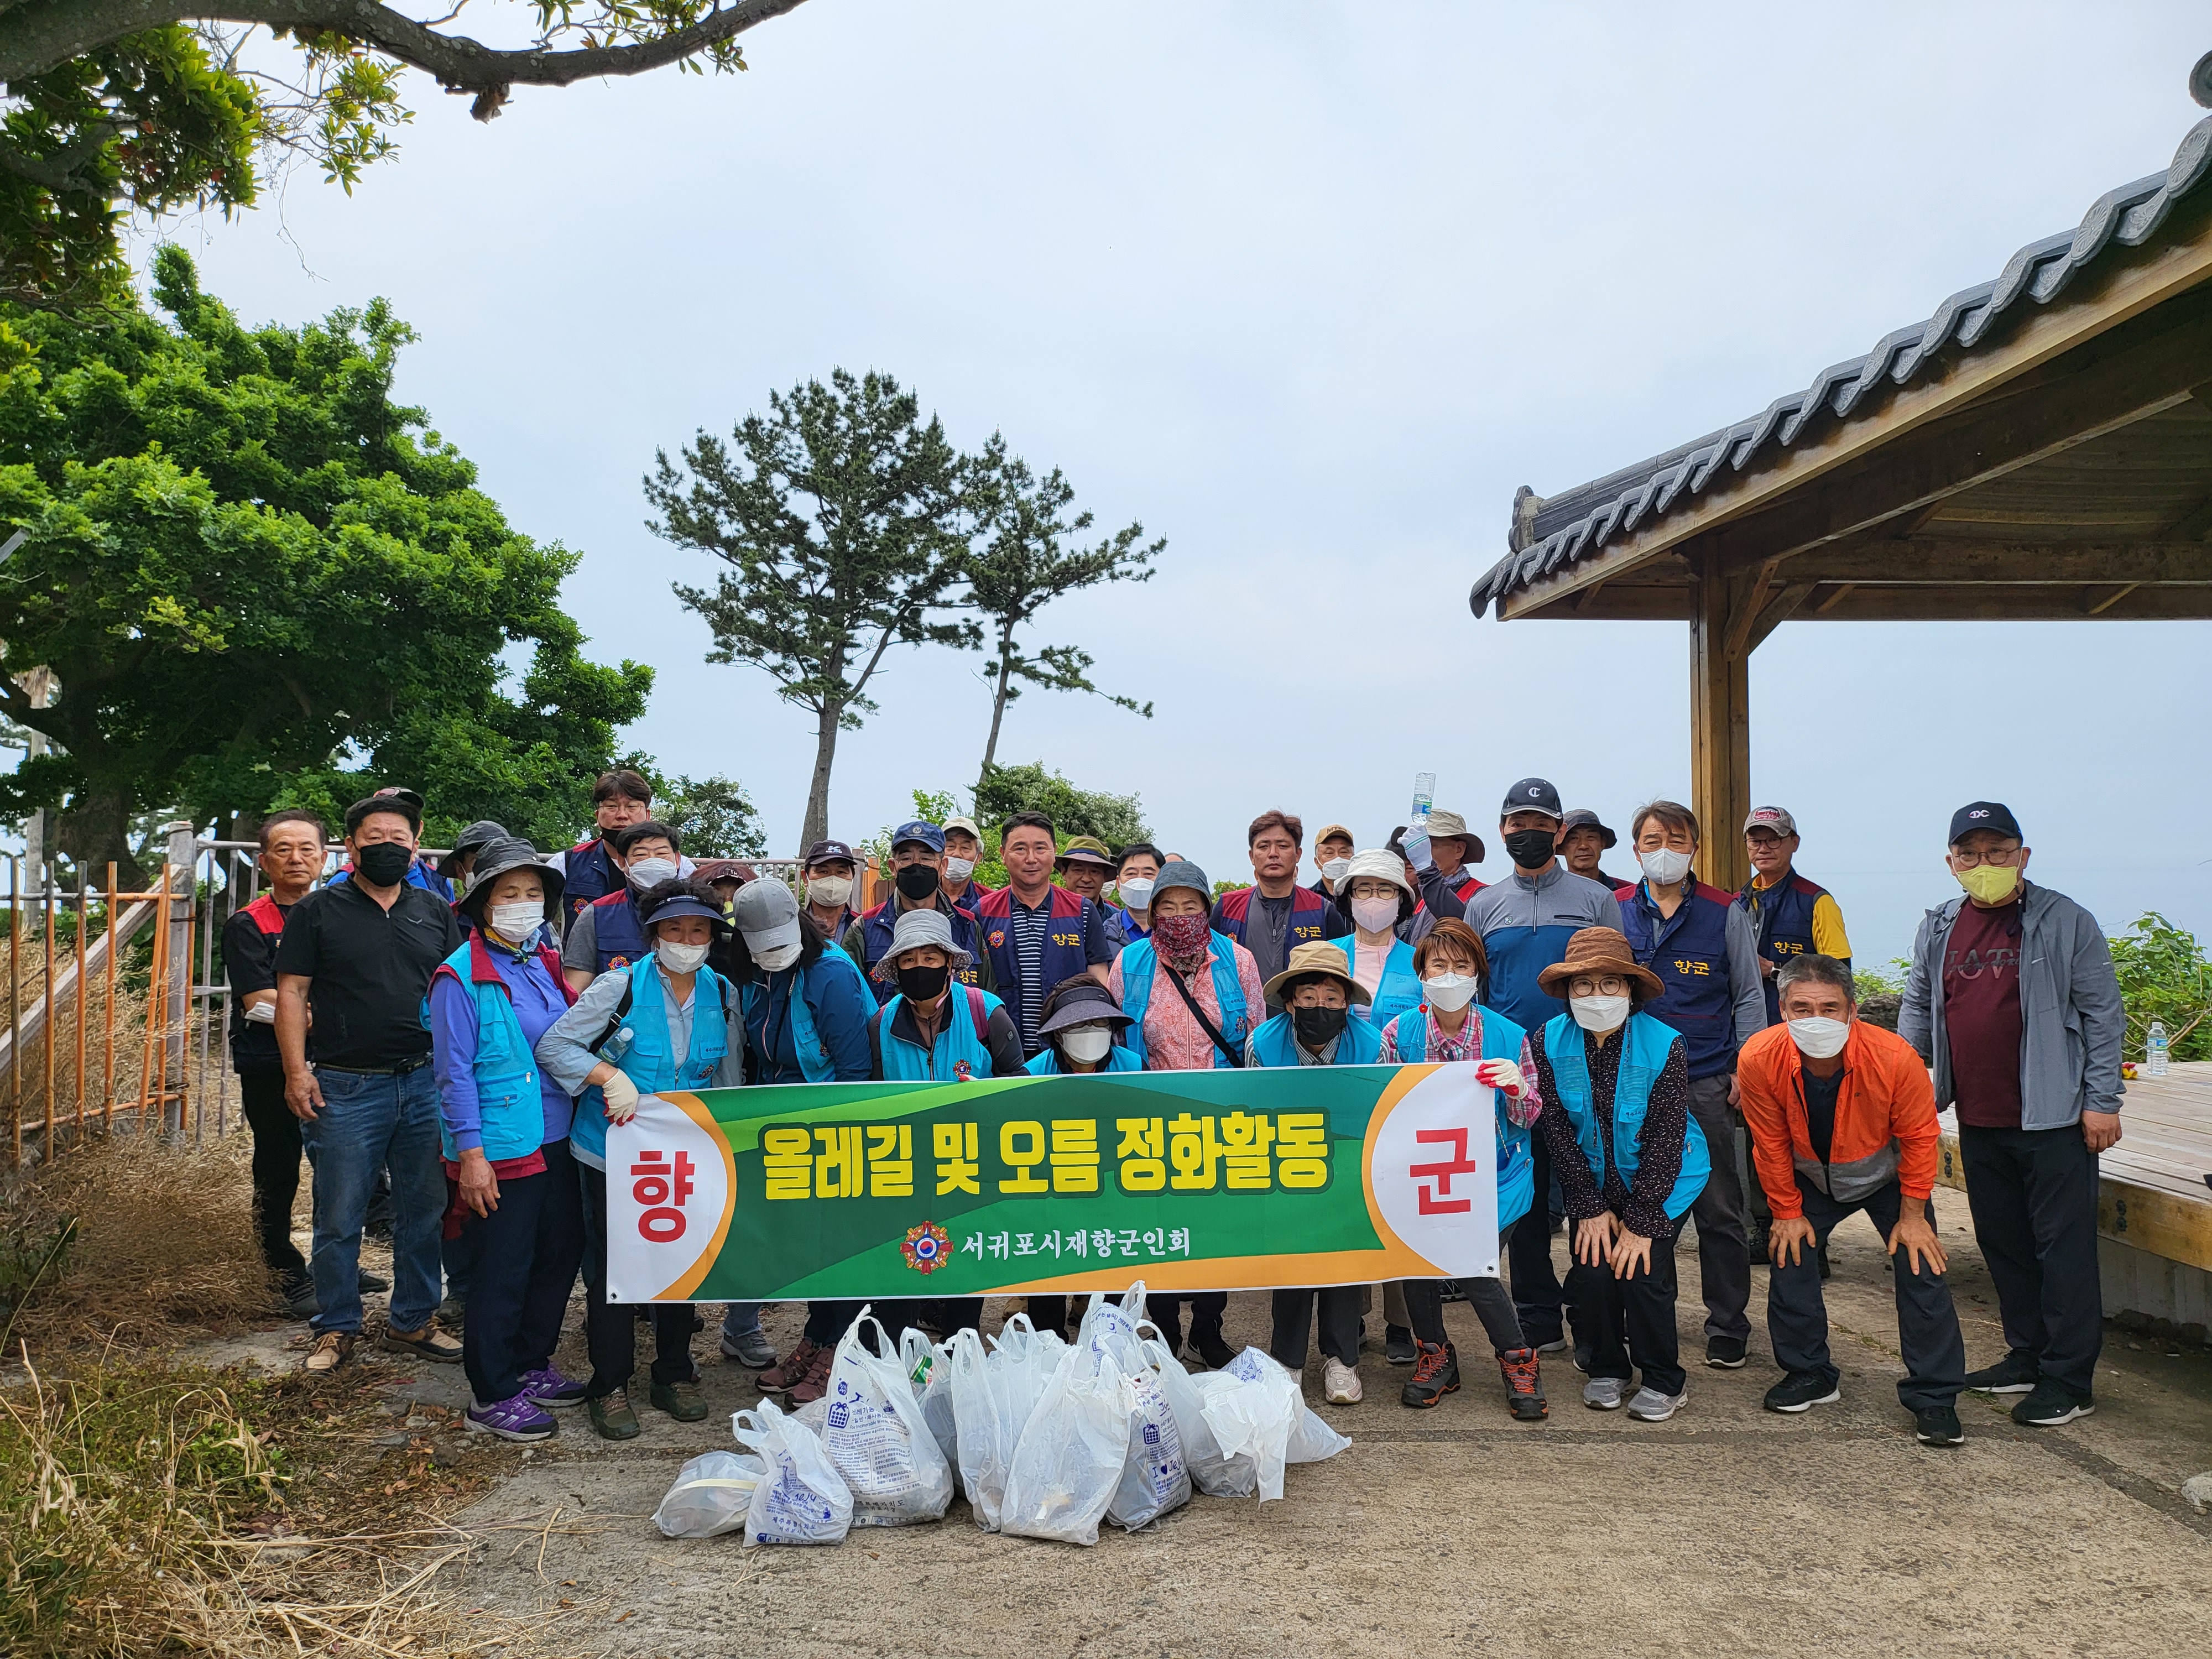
[1897,881,2125,1130]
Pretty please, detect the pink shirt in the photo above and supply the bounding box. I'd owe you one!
[1352,937,1393,1000]
[1109,940,1267,1073]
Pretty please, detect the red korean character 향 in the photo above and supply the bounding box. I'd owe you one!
[633,1149,697,1242]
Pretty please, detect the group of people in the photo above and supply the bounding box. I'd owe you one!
[226,768,2126,1452]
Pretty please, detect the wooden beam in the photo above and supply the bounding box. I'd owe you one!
[1778,583,2212,621]
[1721,556,1782,661]
[1795,539,2212,586]
[1689,557,1751,893]
[1814,582,1857,613]
[2081,582,2140,614]
[2158,494,2212,540]
[1747,581,1818,650]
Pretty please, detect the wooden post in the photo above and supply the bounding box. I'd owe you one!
[1689,555,1752,893]
[161,823,195,1138]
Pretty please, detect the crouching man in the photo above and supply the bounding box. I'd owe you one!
[1736,954,1968,1446]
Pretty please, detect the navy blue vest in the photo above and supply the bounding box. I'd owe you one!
[563,838,620,931]
[1736,871,1839,1024]
[1213,884,1332,952]
[857,899,984,989]
[589,889,649,973]
[1619,879,1740,1079]
[976,886,1094,1035]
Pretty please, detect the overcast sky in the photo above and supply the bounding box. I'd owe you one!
[154,1,2212,964]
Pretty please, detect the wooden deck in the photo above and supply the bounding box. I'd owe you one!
[1936,1060,2212,1273]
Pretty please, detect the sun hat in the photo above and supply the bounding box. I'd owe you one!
[438,820,509,879]
[1056,836,1115,868]
[886,906,972,969]
[1536,926,1664,1002]
[455,837,563,921]
[1560,808,1617,849]
[1036,980,1133,1037]
[640,883,731,933]
[1422,810,1486,865]
[1342,848,1412,896]
[1150,859,1212,908]
[1262,939,1371,1008]
[730,877,801,953]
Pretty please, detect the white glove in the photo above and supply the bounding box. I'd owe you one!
[1400,826,1434,874]
[1474,1057,1526,1100]
[600,1070,640,1124]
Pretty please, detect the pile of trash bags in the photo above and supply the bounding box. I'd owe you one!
[655,1284,1350,1548]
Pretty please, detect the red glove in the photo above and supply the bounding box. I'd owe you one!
[1474,1058,1525,1099]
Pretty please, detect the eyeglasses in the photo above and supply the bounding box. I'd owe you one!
[1568,974,1630,997]
[1949,843,2023,868]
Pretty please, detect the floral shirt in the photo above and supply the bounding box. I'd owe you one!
[1109,940,1266,1073]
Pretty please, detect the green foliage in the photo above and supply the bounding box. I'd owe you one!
[650,771,768,860]
[973,761,1150,848]
[2109,912,2212,1062]
[0,248,650,874]
[1849,959,1912,1000]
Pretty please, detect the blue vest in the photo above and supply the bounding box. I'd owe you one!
[571,957,731,1166]
[562,837,620,931]
[1328,935,1422,1030]
[742,948,878,1083]
[588,888,650,974]
[1619,880,1741,1079]
[1024,1043,1145,1076]
[1248,1010,1385,1069]
[1391,1005,1535,1232]
[425,939,561,1164]
[1117,935,1250,1070]
[1736,871,1843,1024]
[857,900,985,988]
[1541,1011,1708,1220]
[1213,884,1333,953]
[876,985,1005,1082]
[976,888,1095,1029]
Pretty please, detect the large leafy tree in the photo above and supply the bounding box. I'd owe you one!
[648,367,975,853]
[0,1,810,310]
[0,245,651,878]
[973,760,1149,849]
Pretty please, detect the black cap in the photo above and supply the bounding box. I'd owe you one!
[1499,778,1564,821]
[1948,801,2022,845]
[802,839,856,868]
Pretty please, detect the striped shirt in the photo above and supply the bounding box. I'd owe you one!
[1008,896,1051,1056]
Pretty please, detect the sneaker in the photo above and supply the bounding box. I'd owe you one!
[1400,1341,1460,1408]
[650,1378,709,1422]
[1191,1332,1238,1371]
[1498,1347,1547,1421]
[1533,1335,1570,1355]
[1763,1371,1841,1414]
[587,1389,640,1441]
[382,1323,462,1363]
[1322,1357,1363,1404]
[466,1392,556,1442]
[1705,1335,1748,1369]
[2011,1380,2094,1427]
[1582,1375,1628,1411]
[789,1343,836,1405]
[1438,1279,1466,1303]
[282,1279,320,1321]
[1964,1352,2041,1395]
[520,1365,586,1409]
[721,1325,779,1369]
[1914,1405,1966,1446]
[1384,1327,1417,1366]
[303,1331,354,1374]
[1627,1385,1686,1422]
[757,1337,823,1393]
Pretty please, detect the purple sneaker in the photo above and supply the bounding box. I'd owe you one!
[466,1393,556,1442]
[520,1365,586,1409]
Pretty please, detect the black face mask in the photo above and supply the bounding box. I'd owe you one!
[895,864,941,902]
[898,962,951,1004]
[1504,828,1557,869]
[1292,1004,1348,1050]
[354,841,414,887]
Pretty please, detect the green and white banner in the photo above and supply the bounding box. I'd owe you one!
[604,1064,1496,1302]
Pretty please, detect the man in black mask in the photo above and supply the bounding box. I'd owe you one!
[843,819,995,992]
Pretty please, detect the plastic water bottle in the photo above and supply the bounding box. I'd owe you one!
[1410,771,1436,830]
[2146,1020,2169,1079]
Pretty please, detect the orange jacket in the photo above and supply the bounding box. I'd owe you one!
[1735,1020,1939,1218]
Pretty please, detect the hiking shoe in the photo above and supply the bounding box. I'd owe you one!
[1764,1371,1841,1414]
[1385,1327,1417,1366]
[357,1270,390,1293]
[1915,1405,1966,1446]
[282,1279,320,1321]
[1400,1341,1460,1408]
[1627,1385,1686,1422]
[467,1392,556,1442]
[1582,1375,1627,1411]
[788,1343,836,1405]
[1191,1332,1238,1371]
[587,1389,640,1440]
[2011,1380,2094,1427]
[1438,1279,1466,1303]
[1322,1357,1363,1405]
[1498,1347,1547,1420]
[520,1365,586,1409]
[650,1378,709,1421]
[758,1337,823,1392]
[1964,1352,2040,1395]
[721,1325,778,1369]
[303,1331,354,1374]
[382,1324,462,1363]
[1705,1335,1748,1369]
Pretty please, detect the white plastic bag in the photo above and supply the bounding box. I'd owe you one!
[1074,1283,1147,1355]
[899,1326,959,1469]
[1000,1342,1139,1547]
[821,1310,954,1527]
[1197,1347,1301,1502]
[653,1450,766,1539]
[1107,1353,1190,1530]
[946,1327,1013,1531]
[988,1312,1067,1442]
[1141,1333,1243,1497]
[732,1399,854,1547]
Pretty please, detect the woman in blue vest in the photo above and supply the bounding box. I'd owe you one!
[426,837,581,1442]
[561,819,684,992]
[1329,850,1423,1030]
[1024,976,1141,1074]
[536,877,745,1441]
[1528,927,1710,1424]
[1248,942,1383,1406]
[1375,918,1547,1421]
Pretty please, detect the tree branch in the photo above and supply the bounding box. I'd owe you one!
[1,0,813,102]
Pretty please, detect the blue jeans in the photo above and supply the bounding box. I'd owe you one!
[301,1064,445,1335]
[719,1301,764,1346]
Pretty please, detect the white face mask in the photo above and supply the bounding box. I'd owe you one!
[1351,896,1399,934]
[944,857,975,884]
[1570,993,1631,1033]
[807,874,853,909]
[751,938,801,972]
[656,938,709,974]
[1321,858,1351,885]
[628,856,680,890]
[1422,973,1478,1012]
[487,900,543,943]
[1060,1026,1114,1065]
[1118,877,1156,911]
[1638,847,1692,887]
[1787,1016,1851,1060]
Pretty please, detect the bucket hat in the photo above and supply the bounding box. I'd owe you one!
[456,837,563,921]
[1056,836,1115,868]
[1261,939,1371,1008]
[1422,810,1486,865]
[438,819,509,880]
[886,906,972,969]
[1536,926,1664,1002]
[1151,858,1212,908]
[1559,808,1617,849]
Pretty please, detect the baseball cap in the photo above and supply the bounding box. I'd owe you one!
[890,820,946,854]
[1313,823,1355,849]
[1499,778,1564,821]
[1948,801,2022,845]
[802,838,857,869]
[942,816,982,842]
[1743,805,1798,837]
[731,876,801,952]
[640,886,729,931]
